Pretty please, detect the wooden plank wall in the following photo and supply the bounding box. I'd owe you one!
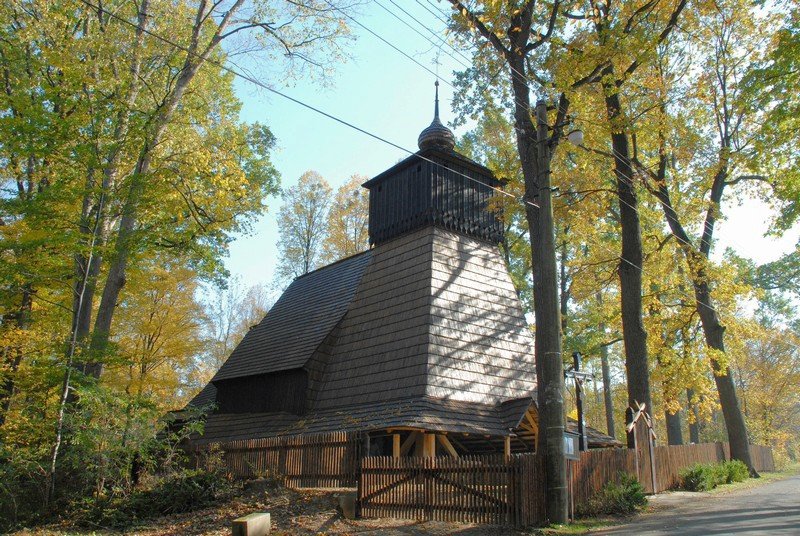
[196,432,360,488]
[749,444,776,473]
[358,442,775,527]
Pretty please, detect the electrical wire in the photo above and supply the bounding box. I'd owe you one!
[74,0,753,323]
[71,0,540,210]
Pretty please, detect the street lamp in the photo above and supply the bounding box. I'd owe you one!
[567,129,584,147]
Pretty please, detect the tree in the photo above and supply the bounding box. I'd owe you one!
[746,5,800,228]
[201,278,271,380]
[626,0,777,472]
[105,262,207,406]
[0,0,352,508]
[275,171,332,282]
[446,0,571,522]
[323,175,370,262]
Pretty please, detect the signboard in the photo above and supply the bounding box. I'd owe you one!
[564,431,580,460]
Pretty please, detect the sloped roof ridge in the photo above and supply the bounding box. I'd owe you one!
[211,250,373,382]
[293,248,371,281]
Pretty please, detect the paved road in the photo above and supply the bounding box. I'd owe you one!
[593,474,800,535]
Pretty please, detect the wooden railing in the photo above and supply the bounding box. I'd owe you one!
[195,431,361,488]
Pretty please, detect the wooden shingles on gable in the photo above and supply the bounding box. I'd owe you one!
[211,251,371,383]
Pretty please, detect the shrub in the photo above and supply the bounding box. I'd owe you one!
[577,472,648,517]
[68,469,236,529]
[680,460,750,491]
[723,460,749,483]
[680,463,719,491]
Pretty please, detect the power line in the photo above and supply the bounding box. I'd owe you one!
[71,0,539,210]
[385,0,475,67]
[74,0,746,324]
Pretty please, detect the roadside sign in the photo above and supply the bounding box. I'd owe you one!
[564,431,580,460]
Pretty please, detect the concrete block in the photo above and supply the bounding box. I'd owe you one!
[338,492,357,520]
[232,512,270,536]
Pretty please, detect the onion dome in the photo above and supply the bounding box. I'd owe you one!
[417,80,455,151]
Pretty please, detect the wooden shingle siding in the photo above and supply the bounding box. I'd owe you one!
[425,228,535,405]
[310,228,436,410]
[309,226,535,412]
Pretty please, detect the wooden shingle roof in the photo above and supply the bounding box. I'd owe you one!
[212,251,371,382]
[187,382,217,409]
[196,396,520,443]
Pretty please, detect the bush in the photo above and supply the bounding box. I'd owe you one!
[680,460,750,491]
[723,460,749,484]
[680,463,720,491]
[577,472,648,517]
[68,469,236,529]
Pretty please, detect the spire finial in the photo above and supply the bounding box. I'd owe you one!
[418,80,455,151]
[434,80,440,120]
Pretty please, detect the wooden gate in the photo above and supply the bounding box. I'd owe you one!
[359,455,516,525]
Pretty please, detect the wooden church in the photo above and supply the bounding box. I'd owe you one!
[187,85,618,462]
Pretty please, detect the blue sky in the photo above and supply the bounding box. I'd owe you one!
[224,1,464,298]
[221,1,799,300]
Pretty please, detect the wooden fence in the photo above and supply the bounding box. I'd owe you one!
[359,442,775,527]
[195,431,361,488]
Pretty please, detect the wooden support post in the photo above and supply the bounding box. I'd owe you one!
[423,433,436,458]
[392,434,400,459]
[437,434,459,458]
[414,433,425,457]
[361,431,371,458]
[400,432,418,456]
[504,436,511,459]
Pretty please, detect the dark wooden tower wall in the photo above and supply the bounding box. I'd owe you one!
[364,152,504,246]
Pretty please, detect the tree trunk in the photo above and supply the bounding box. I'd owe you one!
[687,388,700,443]
[596,292,616,438]
[602,82,652,447]
[559,238,570,336]
[0,285,32,426]
[600,346,615,438]
[665,409,683,445]
[694,279,756,474]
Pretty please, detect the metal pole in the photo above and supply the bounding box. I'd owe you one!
[573,352,588,452]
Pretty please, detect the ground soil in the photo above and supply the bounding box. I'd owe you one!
[11,482,525,536]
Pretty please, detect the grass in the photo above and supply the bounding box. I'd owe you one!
[530,519,617,534]
[707,461,800,495]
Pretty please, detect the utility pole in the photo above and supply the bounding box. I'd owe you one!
[570,352,589,452]
[532,100,568,524]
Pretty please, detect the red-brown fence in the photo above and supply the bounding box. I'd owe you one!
[359,442,775,527]
[195,431,361,488]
